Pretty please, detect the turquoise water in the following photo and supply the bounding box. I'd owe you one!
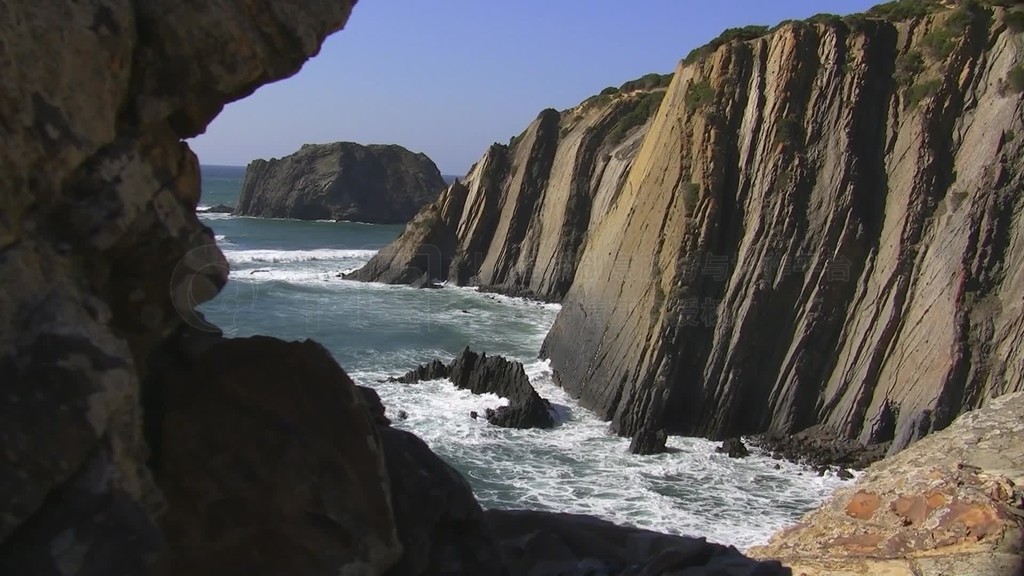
[196,165,851,550]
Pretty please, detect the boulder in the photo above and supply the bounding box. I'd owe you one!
[485,510,790,576]
[716,438,750,458]
[236,142,446,223]
[148,335,402,575]
[629,428,668,455]
[449,348,554,429]
[389,359,450,383]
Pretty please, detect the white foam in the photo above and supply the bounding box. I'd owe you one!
[223,248,378,264]
[358,354,851,552]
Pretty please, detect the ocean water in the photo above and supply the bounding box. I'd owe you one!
[196,165,852,551]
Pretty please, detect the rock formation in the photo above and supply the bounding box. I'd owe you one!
[543,5,1024,453]
[348,83,668,300]
[236,142,446,223]
[390,348,555,429]
[751,391,1024,576]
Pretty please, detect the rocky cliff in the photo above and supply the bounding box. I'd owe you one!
[348,80,668,300]
[0,0,797,574]
[539,5,1024,453]
[236,142,446,223]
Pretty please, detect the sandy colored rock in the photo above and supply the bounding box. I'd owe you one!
[541,7,1024,450]
[750,391,1024,575]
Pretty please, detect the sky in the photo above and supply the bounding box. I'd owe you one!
[190,0,882,175]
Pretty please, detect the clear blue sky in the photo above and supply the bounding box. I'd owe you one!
[190,0,881,174]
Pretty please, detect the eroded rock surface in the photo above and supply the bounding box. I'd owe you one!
[236,142,446,223]
[391,348,554,429]
[750,391,1024,575]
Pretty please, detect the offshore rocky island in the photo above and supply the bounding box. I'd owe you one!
[1,1,1023,576]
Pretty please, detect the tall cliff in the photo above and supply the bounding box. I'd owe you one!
[543,5,1024,452]
[349,80,668,300]
[236,142,445,223]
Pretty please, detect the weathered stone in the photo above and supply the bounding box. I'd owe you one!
[0,2,358,571]
[150,335,402,575]
[716,438,751,458]
[629,428,668,455]
[750,392,1024,575]
[236,142,446,223]
[449,348,554,429]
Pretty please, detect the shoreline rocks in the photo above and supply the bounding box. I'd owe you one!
[389,348,554,430]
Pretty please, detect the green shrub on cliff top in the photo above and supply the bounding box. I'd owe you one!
[895,50,925,85]
[684,25,770,64]
[619,73,673,92]
[868,0,943,22]
[684,79,715,113]
[607,91,666,144]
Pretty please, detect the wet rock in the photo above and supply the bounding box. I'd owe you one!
[389,359,450,383]
[629,428,668,455]
[716,438,750,458]
[751,425,887,469]
[410,272,441,289]
[449,348,554,429]
[837,468,854,480]
[485,510,790,576]
[203,203,235,213]
[470,411,479,419]
[397,410,409,421]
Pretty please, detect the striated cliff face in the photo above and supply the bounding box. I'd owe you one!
[349,87,666,300]
[543,7,1024,452]
[236,142,445,223]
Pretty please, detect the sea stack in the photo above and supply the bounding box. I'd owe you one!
[236,142,446,223]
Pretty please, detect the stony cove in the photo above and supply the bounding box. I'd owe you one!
[1,2,1023,576]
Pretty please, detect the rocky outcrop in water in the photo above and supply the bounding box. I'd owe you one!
[751,391,1024,576]
[543,7,1024,453]
[236,142,446,223]
[348,84,667,300]
[391,348,554,429]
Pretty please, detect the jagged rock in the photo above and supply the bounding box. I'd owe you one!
[449,348,554,429]
[147,335,402,575]
[716,438,750,459]
[0,0,355,572]
[390,349,554,429]
[539,9,1024,452]
[752,426,888,470]
[397,410,409,421]
[629,428,668,455]
[389,359,451,383]
[350,86,664,300]
[236,142,446,223]
[359,385,392,426]
[203,203,235,213]
[378,426,505,575]
[485,510,790,576]
[750,391,1024,576]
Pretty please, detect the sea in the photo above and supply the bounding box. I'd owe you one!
[196,164,851,551]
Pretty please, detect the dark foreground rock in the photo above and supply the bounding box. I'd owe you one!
[629,428,668,455]
[751,425,888,470]
[486,510,790,576]
[236,142,446,223]
[392,348,554,429]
